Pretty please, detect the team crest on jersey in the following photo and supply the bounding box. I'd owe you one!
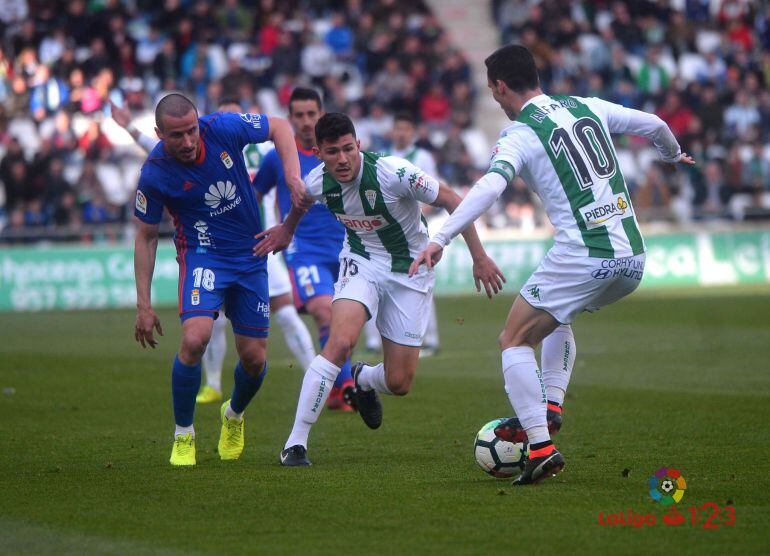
[365,189,377,209]
[220,151,233,169]
[135,190,147,214]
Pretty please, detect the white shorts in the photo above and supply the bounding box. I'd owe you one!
[267,252,292,298]
[333,255,434,347]
[520,246,645,324]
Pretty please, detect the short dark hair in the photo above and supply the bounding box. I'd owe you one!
[484,44,539,94]
[393,112,415,125]
[315,112,356,146]
[155,93,197,130]
[217,96,241,109]
[289,87,322,113]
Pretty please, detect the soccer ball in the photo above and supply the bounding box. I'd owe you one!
[474,418,528,478]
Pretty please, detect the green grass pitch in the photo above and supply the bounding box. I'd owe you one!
[1,289,769,555]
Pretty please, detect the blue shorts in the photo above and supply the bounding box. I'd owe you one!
[177,252,270,338]
[286,256,339,310]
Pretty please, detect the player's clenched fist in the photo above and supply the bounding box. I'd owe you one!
[135,306,163,348]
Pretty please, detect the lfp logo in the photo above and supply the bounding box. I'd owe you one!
[649,467,687,505]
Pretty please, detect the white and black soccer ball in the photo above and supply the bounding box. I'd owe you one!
[474,418,528,478]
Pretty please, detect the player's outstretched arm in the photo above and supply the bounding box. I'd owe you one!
[134,220,163,348]
[110,101,158,154]
[419,182,505,298]
[598,99,696,166]
[267,116,312,209]
[410,172,507,274]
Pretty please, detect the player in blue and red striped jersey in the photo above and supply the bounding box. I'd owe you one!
[252,87,354,410]
[133,93,310,466]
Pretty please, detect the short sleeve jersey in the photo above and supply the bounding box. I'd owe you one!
[134,112,270,258]
[252,145,345,262]
[489,94,647,259]
[304,152,439,273]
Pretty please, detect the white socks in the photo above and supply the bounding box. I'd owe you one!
[424,300,439,347]
[202,316,227,392]
[356,363,391,394]
[501,346,549,444]
[174,425,194,438]
[284,355,340,449]
[363,318,381,351]
[224,403,243,421]
[274,305,316,370]
[540,325,576,405]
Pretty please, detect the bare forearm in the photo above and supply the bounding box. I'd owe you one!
[282,205,307,234]
[134,234,158,309]
[270,119,302,189]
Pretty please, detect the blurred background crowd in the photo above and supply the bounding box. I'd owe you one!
[0,0,768,244]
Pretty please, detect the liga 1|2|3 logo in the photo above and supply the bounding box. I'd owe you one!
[597,467,736,529]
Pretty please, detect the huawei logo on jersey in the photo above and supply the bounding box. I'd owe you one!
[205,180,241,216]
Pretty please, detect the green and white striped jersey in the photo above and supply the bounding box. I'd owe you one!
[488,94,680,258]
[305,151,439,273]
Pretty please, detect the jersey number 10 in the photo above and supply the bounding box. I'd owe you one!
[549,117,616,190]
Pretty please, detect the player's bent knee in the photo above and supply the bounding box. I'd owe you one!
[498,330,531,350]
[386,374,412,396]
[180,334,210,361]
[239,353,266,377]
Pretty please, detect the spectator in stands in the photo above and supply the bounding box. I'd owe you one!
[636,46,670,99]
[420,82,451,129]
[326,12,354,60]
[724,90,761,141]
[3,0,769,239]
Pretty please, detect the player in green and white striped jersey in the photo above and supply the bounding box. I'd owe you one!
[412,45,695,485]
[255,112,505,466]
[362,113,442,355]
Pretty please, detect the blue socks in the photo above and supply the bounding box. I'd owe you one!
[230,361,267,414]
[171,355,201,427]
[319,326,352,387]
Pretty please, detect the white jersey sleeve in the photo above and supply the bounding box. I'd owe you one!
[377,155,439,205]
[138,133,160,154]
[304,164,326,203]
[487,124,531,185]
[581,97,682,163]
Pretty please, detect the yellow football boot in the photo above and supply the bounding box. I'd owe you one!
[196,385,222,404]
[169,433,196,466]
[218,400,244,460]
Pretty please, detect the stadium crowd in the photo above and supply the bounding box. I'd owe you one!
[494,0,770,225]
[0,0,481,242]
[0,0,769,243]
